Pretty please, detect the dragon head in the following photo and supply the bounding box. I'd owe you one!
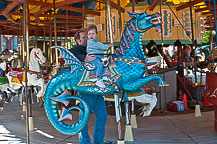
[128,11,161,33]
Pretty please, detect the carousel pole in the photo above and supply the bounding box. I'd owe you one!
[107,1,123,143]
[23,0,30,143]
[66,9,69,49]
[82,1,85,29]
[0,29,2,52]
[117,0,122,36]
[189,0,201,117]
[214,0,217,44]
[53,0,58,70]
[0,29,1,51]
[22,18,25,62]
[49,11,52,63]
[35,28,37,48]
[43,27,46,53]
[107,0,114,54]
[208,0,214,67]
[132,0,135,12]
[123,1,133,140]
[159,1,167,114]
[130,99,137,128]
[19,19,22,56]
[105,4,108,43]
[124,100,134,142]
[114,93,124,143]
[63,30,66,48]
[17,30,19,51]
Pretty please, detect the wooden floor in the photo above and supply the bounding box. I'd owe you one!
[0,98,217,144]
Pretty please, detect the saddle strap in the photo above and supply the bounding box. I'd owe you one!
[28,70,42,79]
[113,58,146,65]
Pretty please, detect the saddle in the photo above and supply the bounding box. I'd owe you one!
[83,56,112,71]
[78,56,120,91]
[9,68,25,85]
[11,68,23,73]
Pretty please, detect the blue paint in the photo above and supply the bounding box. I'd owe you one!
[169,13,172,33]
[214,0,217,44]
[164,10,168,36]
[44,11,167,135]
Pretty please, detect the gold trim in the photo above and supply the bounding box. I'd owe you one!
[77,69,86,86]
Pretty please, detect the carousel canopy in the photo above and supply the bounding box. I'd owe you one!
[0,0,216,37]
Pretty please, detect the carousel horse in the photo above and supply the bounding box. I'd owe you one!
[1,49,21,70]
[194,45,217,71]
[105,86,157,117]
[6,48,46,98]
[0,57,16,110]
[44,11,166,135]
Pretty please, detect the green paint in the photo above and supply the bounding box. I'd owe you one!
[0,77,9,85]
[112,40,202,46]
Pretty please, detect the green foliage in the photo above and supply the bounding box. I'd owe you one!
[62,37,77,49]
[202,30,216,45]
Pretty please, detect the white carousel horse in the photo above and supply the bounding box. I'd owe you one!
[0,59,16,110]
[6,48,46,97]
[104,86,157,117]
[0,61,15,93]
[9,51,22,69]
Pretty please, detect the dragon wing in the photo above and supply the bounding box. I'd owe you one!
[52,46,84,73]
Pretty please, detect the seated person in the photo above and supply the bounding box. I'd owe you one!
[183,45,193,62]
[85,25,113,88]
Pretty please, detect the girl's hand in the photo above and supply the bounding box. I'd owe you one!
[84,54,96,62]
[108,43,114,48]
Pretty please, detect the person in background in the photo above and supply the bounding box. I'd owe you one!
[183,45,193,62]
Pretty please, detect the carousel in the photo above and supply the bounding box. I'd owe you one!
[0,0,217,144]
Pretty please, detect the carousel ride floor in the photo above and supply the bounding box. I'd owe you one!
[0,97,217,144]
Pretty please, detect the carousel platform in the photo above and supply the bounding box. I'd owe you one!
[0,98,217,144]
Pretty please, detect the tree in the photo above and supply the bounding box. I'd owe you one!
[202,30,216,45]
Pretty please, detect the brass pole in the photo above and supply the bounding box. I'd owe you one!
[64,30,66,47]
[214,0,217,43]
[107,0,114,54]
[23,0,30,143]
[19,18,22,56]
[49,12,52,63]
[117,0,122,36]
[53,0,58,69]
[0,28,2,52]
[25,5,29,65]
[22,18,25,61]
[35,28,37,48]
[189,0,197,84]
[66,9,68,49]
[82,2,85,29]
[43,27,46,53]
[132,0,135,12]
[17,30,19,50]
[0,30,1,52]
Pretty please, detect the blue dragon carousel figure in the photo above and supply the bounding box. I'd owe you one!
[44,11,167,135]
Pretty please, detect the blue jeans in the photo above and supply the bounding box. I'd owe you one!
[78,92,107,144]
[91,57,103,79]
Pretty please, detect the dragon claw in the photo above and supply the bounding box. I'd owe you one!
[50,90,71,106]
[57,107,72,121]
